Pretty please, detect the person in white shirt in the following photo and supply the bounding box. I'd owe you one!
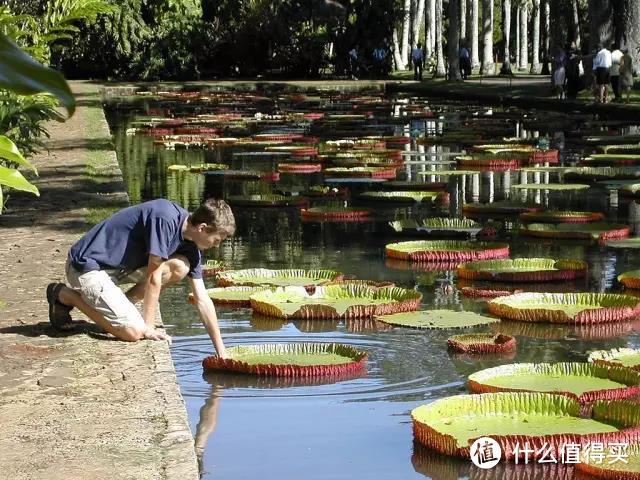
[610,44,623,101]
[593,44,612,103]
[411,43,424,81]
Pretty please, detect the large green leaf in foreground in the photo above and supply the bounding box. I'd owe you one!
[375,310,499,329]
[0,34,74,116]
[0,165,39,195]
[0,135,36,173]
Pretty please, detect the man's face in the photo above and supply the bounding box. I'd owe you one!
[193,225,227,250]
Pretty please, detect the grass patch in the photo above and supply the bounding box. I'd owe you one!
[85,205,120,226]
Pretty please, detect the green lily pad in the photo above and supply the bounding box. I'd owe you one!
[381,181,447,191]
[512,183,590,191]
[468,362,640,400]
[520,222,630,240]
[600,144,640,154]
[565,166,640,182]
[217,268,342,287]
[583,154,640,166]
[301,206,371,221]
[323,167,396,179]
[457,258,588,282]
[417,169,479,176]
[249,285,422,319]
[411,392,639,456]
[386,240,510,262]
[519,210,605,223]
[188,163,228,173]
[226,194,307,207]
[605,238,640,249]
[167,164,189,171]
[202,343,367,377]
[488,292,640,324]
[463,201,543,215]
[589,348,640,370]
[375,310,499,329]
[188,286,272,306]
[618,270,640,289]
[359,191,444,203]
[519,166,570,173]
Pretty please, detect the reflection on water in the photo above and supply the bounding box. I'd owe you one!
[106,91,640,479]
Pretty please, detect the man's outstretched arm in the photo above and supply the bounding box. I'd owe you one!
[188,276,227,358]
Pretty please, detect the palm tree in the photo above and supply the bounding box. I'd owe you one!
[518,1,529,70]
[469,0,480,69]
[500,0,513,74]
[401,0,411,66]
[541,0,551,74]
[480,0,494,74]
[435,0,446,76]
[448,0,462,80]
[530,0,542,73]
[460,0,467,41]
[412,0,426,54]
[571,0,582,49]
[515,5,520,67]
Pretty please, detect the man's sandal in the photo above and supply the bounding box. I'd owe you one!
[46,282,73,329]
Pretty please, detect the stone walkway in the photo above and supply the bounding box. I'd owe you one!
[0,82,198,480]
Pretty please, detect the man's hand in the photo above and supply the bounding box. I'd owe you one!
[143,327,172,344]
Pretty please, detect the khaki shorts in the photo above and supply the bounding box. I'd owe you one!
[65,260,146,330]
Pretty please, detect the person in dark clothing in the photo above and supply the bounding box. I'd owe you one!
[411,43,424,81]
[46,198,235,354]
[565,50,584,100]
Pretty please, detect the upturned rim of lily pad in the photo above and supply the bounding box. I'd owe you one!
[202,342,368,378]
[385,240,510,262]
[457,258,588,283]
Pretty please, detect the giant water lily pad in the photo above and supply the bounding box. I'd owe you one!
[381,181,447,191]
[249,285,422,319]
[583,154,640,166]
[375,310,499,329]
[202,259,227,277]
[589,348,640,371]
[385,240,509,262]
[605,238,640,249]
[411,392,640,458]
[323,166,396,179]
[188,163,228,173]
[600,144,640,154]
[301,206,371,221]
[447,333,515,353]
[202,343,367,377]
[417,169,479,177]
[389,218,482,237]
[520,222,630,241]
[620,183,640,198]
[204,170,280,181]
[467,362,640,404]
[488,292,640,324]
[188,286,272,307]
[463,201,543,215]
[512,183,590,191]
[564,166,640,182]
[577,443,640,479]
[519,210,605,223]
[359,191,445,204]
[457,258,588,282]
[226,194,307,207]
[618,270,640,289]
[217,268,343,288]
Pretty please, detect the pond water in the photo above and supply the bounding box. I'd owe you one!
[105,88,640,480]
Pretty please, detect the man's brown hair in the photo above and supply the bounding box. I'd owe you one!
[189,198,236,236]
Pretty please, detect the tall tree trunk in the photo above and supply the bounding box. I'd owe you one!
[470,0,480,68]
[412,0,426,53]
[589,0,614,52]
[449,0,462,80]
[531,0,542,73]
[500,0,513,74]
[429,0,436,55]
[393,28,404,70]
[480,0,494,74]
[571,0,582,50]
[425,0,435,58]
[515,6,521,67]
[401,0,411,67]
[621,0,640,64]
[541,0,551,74]
[435,0,446,76]
[518,2,528,70]
[460,0,467,42]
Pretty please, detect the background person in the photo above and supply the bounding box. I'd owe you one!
[620,48,634,103]
[610,44,623,101]
[593,44,612,103]
[411,43,424,81]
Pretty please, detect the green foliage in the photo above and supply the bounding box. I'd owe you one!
[0,134,39,213]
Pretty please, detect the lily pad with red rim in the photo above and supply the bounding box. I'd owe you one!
[520,223,630,241]
[447,333,516,354]
[457,258,588,282]
[375,310,499,329]
[217,268,343,288]
[589,348,640,372]
[202,343,367,378]
[385,240,510,262]
[519,211,605,223]
[249,285,421,319]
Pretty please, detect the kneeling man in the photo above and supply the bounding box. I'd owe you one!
[46,198,234,355]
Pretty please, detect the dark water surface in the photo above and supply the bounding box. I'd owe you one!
[105,89,640,480]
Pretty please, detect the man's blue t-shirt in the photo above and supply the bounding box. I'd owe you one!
[69,199,202,279]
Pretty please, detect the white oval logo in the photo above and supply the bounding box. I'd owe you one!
[470,437,502,469]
